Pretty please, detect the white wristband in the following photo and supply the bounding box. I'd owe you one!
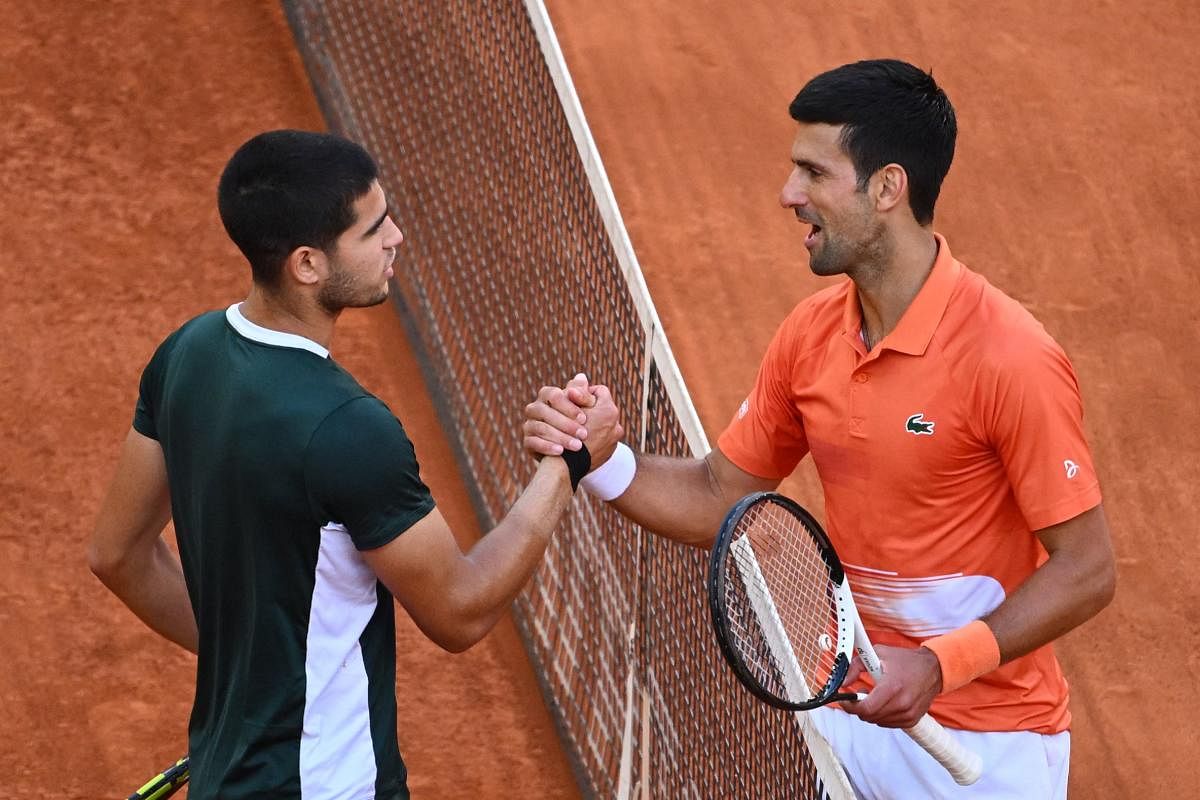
[579,442,636,501]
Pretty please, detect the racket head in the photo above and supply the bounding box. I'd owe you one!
[708,491,855,712]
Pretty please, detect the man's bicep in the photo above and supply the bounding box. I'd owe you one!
[360,507,467,636]
[709,446,783,500]
[1036,503,1116,615]
[669,448,781,544]
[1036,503,1113,560]
[90,428,172,566]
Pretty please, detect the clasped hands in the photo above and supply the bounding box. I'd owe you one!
[523,373,624,470]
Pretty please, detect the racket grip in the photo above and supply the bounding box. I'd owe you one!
[127,756,189,800]
[904,714,983,786]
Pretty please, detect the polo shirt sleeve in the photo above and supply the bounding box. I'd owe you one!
[305,396,436,551]
[133,364,161,440]
[978,333,1102,531]
[133,329,182,440]
[716,312,809,480]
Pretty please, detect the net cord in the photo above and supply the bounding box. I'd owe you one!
[521,0,707,456]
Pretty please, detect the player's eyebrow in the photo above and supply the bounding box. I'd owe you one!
[363,207,390,237]
[792,157,825,172]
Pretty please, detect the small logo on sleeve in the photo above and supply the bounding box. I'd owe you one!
[905,413,935,435]
[737,398,750,420]
[1064,460,1079,479]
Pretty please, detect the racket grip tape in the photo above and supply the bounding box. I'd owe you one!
[127,755,190,800]
[904,715,983,786]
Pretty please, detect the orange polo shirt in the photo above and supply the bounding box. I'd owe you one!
[717,234,1101,734]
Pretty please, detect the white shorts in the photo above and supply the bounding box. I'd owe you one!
[809,706,1070,799]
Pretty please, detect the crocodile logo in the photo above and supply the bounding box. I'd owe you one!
[905,413,935,435]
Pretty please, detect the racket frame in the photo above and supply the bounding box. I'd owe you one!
[708,491,858,712]
[708,491,984,786]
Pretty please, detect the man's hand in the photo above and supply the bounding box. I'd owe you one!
[523,373,589,457]
[841,644,943,729]
[576,384,624,466]
[523,373,625,467]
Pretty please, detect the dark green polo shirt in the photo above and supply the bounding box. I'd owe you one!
[134,304,434,799]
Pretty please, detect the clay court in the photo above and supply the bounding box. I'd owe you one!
[1,1,1196,797]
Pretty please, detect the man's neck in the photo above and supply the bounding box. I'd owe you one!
[854,227,939,349]
[239,284,338,349]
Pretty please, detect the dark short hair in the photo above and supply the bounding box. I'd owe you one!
[217,130,378,286]
[789,59,956,225]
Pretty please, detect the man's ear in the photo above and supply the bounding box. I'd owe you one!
[873,163,908,214]
[283,246,326,288]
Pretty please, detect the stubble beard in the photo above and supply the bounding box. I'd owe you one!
[808,210,890,283]
[808,236,851,277]
[318,263,389,315]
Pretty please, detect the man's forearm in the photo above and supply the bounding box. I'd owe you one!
[608,453,743,548]
[92,538,199,653]
[983,505,1115,663]
[983,551,1115,663]
[452,458,575,638]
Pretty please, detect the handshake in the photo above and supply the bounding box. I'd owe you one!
[522,373,631,497]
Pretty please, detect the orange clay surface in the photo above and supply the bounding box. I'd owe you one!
[1,1,1196,798]
[0,3,574,798]
[543,1,1200,796]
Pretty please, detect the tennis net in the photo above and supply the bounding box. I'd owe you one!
[282,2,851,797]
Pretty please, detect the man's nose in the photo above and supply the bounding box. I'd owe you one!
[384,219,404,248]
[779,174,807,209]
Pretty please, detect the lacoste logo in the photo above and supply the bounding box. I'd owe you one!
[1064,460,1079,479]
[905,413,935,435]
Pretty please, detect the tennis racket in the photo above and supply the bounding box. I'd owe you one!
[127,755,189,800]
[707,491,983,786]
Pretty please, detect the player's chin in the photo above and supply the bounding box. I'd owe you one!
[363,284,390,307]
[806,252,841,278]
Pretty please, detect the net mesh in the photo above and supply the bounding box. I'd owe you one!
[282,2,841,797]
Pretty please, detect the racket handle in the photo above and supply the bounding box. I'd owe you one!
[851,616,982,785]
[127,756,189,800]
[904,714,983,786]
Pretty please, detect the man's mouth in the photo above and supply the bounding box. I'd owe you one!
[804,224,822,247]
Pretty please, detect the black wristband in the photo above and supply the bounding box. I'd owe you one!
[560,444,591,492]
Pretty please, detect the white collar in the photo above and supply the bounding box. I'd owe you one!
[224,303,329,359]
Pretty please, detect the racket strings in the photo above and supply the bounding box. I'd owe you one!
[722,501,841,705]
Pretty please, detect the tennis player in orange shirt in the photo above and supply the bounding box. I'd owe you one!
[524,59,1115,798]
